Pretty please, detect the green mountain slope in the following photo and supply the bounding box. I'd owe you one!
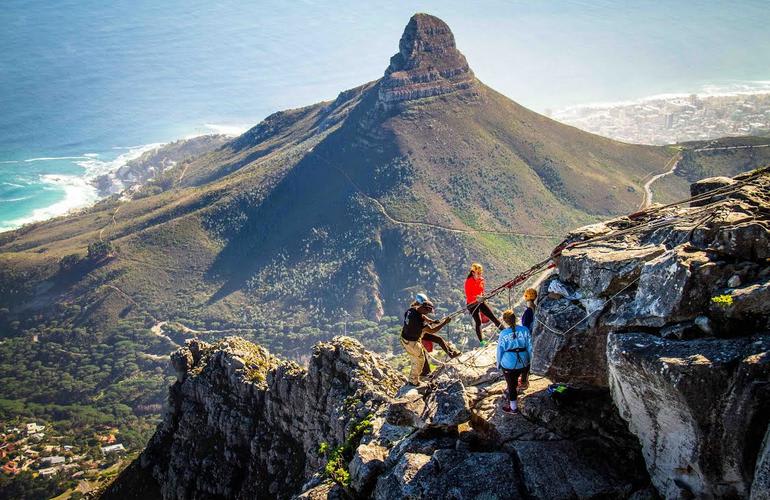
[0,14,767,463]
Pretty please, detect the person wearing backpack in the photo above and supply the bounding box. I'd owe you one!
[496,309,533,414]
[401,294,452,386]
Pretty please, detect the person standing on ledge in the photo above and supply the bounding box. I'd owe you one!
[465,262,503,346]
[401,294,452,386]
[496,309,533,414]
[521,288,537,332]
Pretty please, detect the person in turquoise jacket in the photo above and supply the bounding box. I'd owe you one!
[496,309,533,414]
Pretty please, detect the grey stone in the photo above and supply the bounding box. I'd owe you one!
[422,376,471,428]
[690,176,736,207]
[559,244,665,297]
[608,332,770,499]
[374,449,522,500]
[751,426,770,500]
[512,440,636,499]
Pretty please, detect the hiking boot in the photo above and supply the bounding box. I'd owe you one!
[502,403,519,415]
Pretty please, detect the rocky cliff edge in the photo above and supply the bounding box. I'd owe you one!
[104,169,769,500]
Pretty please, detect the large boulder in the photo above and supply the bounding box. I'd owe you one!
[625,246,730,328]
[558,244,665,297]
[531,291,606,386]
[511,440,638,499]
[608,332,770,499]
[373,449,521,499]
[690,176,736,206]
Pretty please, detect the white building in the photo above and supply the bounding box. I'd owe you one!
[100,443,126,455]
[39,456,66,467]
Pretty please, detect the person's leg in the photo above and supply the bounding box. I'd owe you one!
[520,366,530,391]
[401,338,425,385]
[468,304,483,342]
[503,368,516,406]
[509,368,522,411]
[478,302,502,328]
[421,350,431,376]
[423,332,450,355]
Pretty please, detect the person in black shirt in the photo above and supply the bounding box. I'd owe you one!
[401,295,451,386]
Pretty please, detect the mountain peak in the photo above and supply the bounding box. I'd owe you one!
[379,13,476,105]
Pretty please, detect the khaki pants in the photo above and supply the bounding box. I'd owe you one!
[400,338,425,385]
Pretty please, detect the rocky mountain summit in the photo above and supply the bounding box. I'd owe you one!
[379,13,476,106]
[104,170,769,499]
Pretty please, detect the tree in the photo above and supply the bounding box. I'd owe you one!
[59,253,81,271]
[87,241,114,261]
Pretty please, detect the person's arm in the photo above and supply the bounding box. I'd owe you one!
[526,329,533,364]
[423,316,451,334]
[522,308,534,331]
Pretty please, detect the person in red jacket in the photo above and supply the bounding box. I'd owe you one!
[465,262,503,345]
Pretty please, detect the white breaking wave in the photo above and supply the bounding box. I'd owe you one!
[0,143,165,233]
[76,143,164,179]
[23,156,91,162]
[0,174,99,232]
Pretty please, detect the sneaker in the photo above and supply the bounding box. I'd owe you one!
[480,340,488,347]
[449,349,462,359]
[519,382,530,393]
[502,403,519,415]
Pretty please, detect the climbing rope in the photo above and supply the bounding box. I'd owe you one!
[421,166,770,380]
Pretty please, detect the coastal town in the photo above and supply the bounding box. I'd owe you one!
[0,419,130,497]
[553,92,770,145]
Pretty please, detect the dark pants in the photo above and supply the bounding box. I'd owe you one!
[502,368,524,401]
[420,333,452,376]
[468,302,502,342]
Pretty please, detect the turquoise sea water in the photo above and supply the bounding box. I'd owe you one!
[1,0,769,231]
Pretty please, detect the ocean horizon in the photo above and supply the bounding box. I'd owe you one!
[2,0,769,232]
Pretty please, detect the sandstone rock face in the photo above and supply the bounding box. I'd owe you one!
[529,170,770,498]
[130,336,404,499]
[378,13,477,106]
[608,333,770,499]
[533,171,770,386]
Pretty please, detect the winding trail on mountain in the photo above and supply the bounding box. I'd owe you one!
[641,143,770,208]
[641,151,682,209]
[314,151,560,239]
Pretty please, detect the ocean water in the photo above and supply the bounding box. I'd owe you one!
[2,0,769,231]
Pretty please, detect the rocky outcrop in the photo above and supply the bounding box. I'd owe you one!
[531,168,770,498]
[608,333,770,498]
[378,13,477,107]
[107,336,403,499]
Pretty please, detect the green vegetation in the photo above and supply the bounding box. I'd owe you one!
[318,415,374,488]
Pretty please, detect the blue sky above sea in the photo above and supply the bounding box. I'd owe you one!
[1,0,769,231]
